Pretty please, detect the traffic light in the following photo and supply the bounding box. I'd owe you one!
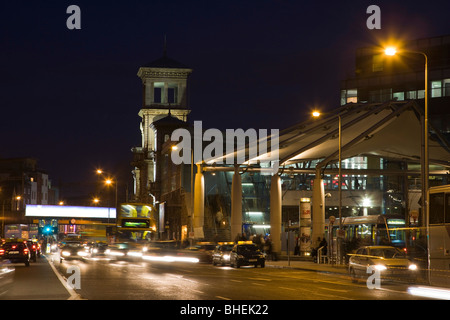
[41,225,54,235]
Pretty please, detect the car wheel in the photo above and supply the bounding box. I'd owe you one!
[25,260,30,267]
[260,262,265,268]
[213,259,217,266]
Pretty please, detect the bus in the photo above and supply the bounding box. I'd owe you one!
[4,224,39,239]
[325,214,416,263]
[327,214,407,249]
[114,203,157,242]
[428,185,450,287]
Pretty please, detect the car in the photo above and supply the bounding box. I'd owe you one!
[26,239,41,262]
[85,241,109,258]
[212,243,234,266]
[348,245,418,283]
[230,241,265,268]
[59,241,88,263]
[0,241,31,266]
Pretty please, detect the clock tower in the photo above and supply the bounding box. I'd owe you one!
[132,48,193,203]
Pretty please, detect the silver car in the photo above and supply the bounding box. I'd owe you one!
[348,246,418,283]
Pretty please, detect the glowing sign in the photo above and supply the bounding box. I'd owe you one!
[25,205,116,219]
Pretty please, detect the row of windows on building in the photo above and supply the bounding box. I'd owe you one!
[341,78,450,105]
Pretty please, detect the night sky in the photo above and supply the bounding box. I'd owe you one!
[1,1,449,200]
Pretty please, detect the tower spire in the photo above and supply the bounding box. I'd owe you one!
[163,34,167,57]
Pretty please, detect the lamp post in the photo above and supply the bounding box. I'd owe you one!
[385,46,430,281]
[384,47,429,226]
[312,111,343,264]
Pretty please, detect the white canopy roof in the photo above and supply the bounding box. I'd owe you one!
[278,100,450,168]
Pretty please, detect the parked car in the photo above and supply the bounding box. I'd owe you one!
[348,245,418,283]
[230,241,265,268]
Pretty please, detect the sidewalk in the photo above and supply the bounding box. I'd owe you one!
[265,256,348,274]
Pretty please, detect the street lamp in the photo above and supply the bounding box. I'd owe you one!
[384,46,430,282]
[312,110,343,264]
[96,169,118,224]
[383,46,429,225]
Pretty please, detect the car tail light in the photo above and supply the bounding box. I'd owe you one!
[24,248,29,254]
[32,245,36,249]
[12,245,16,250]
[0,249,4,255]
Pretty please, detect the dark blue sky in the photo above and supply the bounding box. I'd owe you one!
[1,1,449,197]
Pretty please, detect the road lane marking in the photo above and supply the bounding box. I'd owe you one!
[317,286,349,293]
[46,255,83,300]
[216,295,232,300]
[278,286,296,291]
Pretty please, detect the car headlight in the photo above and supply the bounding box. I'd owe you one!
[223,254,230,260]
[374,264,387,271]
[77,251,88,257]
[62,251,71,257]
[408,264,418,271]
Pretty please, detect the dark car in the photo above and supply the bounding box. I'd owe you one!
[0,241,31,266]
[26,240,41,262]
[86,241,109,259]
[212,243,234,266]
[230,242,265,268]
[59,241,88,263]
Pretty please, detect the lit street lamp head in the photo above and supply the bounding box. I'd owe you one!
[312,111,321,118]
[384,47,397,56]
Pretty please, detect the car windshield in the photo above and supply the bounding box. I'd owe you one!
[370,247,405,258]
[237,245,258,253]
[222,245,234,251]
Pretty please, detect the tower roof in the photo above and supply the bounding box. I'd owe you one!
[151,111,187,129]
[143,54,190,69]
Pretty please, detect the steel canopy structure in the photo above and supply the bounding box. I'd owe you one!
[277,100,450,168]
[196,100,450,254]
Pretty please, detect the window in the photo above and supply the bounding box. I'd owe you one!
[393,92,405,101]
[168,84,178,104]
[340,89,358,105]
[429,192,444,224]
[443,79,450,97]
[406,91,417,99]
[153,82,164,103]
[417,90,425,99]
[431,80,442,98]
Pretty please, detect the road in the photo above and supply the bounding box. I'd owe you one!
[0,252,433,301]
